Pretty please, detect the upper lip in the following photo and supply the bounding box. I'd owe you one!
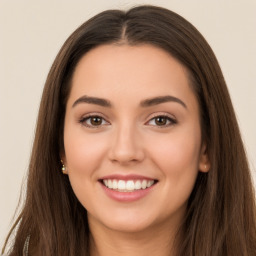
[99,174,157,181]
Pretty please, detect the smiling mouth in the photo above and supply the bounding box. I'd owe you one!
[100,179,158,192]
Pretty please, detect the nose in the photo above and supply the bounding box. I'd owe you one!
[108,123,145,165]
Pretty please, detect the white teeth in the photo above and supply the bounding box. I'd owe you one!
[141,180,147,189]
[108,179,113,189]
[102,179,155,192]
[135,180,142,190]
[112,179,118,189]
[118,180,126,190]
[147,180,154,187]
[126,180,135,191]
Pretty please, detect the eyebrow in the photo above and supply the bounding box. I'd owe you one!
[140,95,187,108]
[72,95,112,108]
[72,95,187,109]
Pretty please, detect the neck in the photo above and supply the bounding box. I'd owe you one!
[89,218,181,256]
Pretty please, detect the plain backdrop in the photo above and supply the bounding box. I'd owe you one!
[0,0,255,248]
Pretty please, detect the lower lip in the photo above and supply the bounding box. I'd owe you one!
[100,182,156,202]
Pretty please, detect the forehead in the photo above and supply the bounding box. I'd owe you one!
[68,44,197,111]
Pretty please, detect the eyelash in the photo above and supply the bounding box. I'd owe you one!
[79,114,109,129]
[146,114,177,128]
[79,113,177,128]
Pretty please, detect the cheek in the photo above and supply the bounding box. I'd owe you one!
[63,127,108,207]
[63,125,108,177]
[147,130,201,213]
[147,127,201,182]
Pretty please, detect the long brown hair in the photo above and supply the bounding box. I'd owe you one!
[3,5,256,256]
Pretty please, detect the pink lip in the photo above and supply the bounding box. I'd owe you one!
[99,174,155,181]
[99,180,157,203]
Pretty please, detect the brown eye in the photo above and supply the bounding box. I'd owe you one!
[147,115,176,127]
[155,116,168,126]
[80,115,108,128]
[90,116,103,126]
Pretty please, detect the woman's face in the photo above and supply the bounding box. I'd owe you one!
[63,44,209,233]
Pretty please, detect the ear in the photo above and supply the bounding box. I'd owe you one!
[198,142,210,173]
[60,153,68,175]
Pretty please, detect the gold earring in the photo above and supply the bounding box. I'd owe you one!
[61,160,66,174]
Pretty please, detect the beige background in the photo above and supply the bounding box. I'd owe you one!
[0,0,255,248]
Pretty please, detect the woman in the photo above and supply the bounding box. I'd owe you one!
[2,5,256,256]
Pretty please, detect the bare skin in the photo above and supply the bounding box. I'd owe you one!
[89,216,178,256]
[63,44,210,256]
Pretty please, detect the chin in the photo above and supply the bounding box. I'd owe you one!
[88,209,154,233]
[88,207,170,234]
